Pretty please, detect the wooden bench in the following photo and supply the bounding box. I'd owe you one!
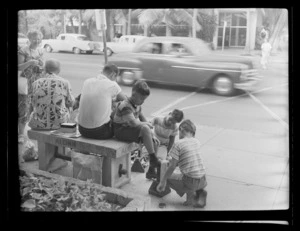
[27,129,140,188]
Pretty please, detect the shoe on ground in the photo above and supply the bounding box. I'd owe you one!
[193,190,207,208]
[146,167,157,180]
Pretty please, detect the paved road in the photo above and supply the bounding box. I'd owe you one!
[43,51,289,136]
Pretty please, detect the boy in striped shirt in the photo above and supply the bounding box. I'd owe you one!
[157,119,208,208]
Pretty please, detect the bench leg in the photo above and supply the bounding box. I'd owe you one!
[37,142,68,172]
[37,141,56,171]
[102,153,131,188]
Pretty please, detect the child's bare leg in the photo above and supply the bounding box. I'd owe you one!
[183,191,195,206]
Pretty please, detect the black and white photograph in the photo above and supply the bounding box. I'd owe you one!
[11,8,291,223]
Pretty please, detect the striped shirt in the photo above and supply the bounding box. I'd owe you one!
[152,117,178,145]
[169,137,205,179]
[113,98,142,126]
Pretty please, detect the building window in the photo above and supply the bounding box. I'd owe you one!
[217,11,247,48]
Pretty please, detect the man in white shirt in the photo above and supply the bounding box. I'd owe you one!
[78,64,127,139]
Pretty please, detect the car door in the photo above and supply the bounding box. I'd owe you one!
[161,42,211,88]
[135,42,168,83]
[54,35,65,51]
[64,35,75,52]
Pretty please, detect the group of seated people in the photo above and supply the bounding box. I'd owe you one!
[20,57,207,208]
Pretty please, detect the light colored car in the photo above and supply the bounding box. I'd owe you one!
[41,33,102,54]
[18,33,29,50]
[104,35,146,56]
[108,36,261,96]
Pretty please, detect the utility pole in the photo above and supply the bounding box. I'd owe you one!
[222,21,227,51]
[96,9,108,64]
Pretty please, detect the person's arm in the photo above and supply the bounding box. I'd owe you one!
[167,135,175,153]
[116,91,127,102]
[65,81,75,109]
[138,111,147,122]
[18,54,39,71]
[157,157,178,192]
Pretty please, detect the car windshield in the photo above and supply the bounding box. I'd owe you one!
[77,36,88,41]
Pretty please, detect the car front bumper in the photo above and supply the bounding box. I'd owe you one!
[234,76,262,92]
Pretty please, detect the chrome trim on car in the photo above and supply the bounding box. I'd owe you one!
[172,65,242,73]
[118,67,141,70]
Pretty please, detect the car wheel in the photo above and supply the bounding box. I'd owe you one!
[86,50,93,54]
[119,71,136,86]
[212,75,234,96]
[44,45,53,53]
[73,47,81,54]
[105,48,113,56]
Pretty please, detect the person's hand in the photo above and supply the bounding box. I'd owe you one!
[30,60,39,66]
[156,181,166,193]
[145,122,153,129]
[153,136,160,146]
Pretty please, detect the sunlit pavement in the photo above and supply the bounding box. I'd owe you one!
[19,49,290,211]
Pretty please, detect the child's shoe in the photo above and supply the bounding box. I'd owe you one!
[193,189,207,208]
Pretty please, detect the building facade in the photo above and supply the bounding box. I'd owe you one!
[212,8,263,50]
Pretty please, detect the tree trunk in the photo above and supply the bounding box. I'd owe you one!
[70,16,76,33]
[192,8,197,38]
[127,9,132,35]
[144,25,149,36]
[269,9,287,53]
[166,25,172,36]
[24,10,28,34]
[78,10,82,34]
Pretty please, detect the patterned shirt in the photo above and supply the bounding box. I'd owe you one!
[18,45,44,96]
[28,73,75,130]
[152,117,178,145]
[169,137,206,179]
[113,98,142,126]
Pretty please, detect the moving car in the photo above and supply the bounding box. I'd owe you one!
[105,35,146,56]
[108,36,261,96]
[41,33,102,54]
[18,33,29,50]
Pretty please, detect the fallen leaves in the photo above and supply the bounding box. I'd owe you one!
[19,171,123,211]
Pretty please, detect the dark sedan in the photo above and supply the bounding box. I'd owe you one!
[107,36,261,96]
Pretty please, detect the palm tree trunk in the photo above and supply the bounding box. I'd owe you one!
[269,9,287,53]
[78,10,82,34]
[127,9,132,35]
[166,25,172,36]
[24,10,28,34]
[192,8,198,38]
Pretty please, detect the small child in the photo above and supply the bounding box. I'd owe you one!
[151,109,184,159]
[261,40,272,69]
[69,94,81,123]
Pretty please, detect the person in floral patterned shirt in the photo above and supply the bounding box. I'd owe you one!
[18,30,44,142]
[28,58,75,130]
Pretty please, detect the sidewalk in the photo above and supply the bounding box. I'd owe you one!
[19,122,289,211]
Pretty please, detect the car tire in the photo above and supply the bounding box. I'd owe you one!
[119,70,136,86]
[73,47,81,54]
[105,48,113,56]
[44,45,53,53]
[211,75,235,96]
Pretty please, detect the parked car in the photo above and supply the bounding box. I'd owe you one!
[18,33,29,50]
[107,36,261,96]
[104,35,146,56]
[41,33,102,54]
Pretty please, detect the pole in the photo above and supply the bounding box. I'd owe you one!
[102,23,108,65]
[222,21,227,51]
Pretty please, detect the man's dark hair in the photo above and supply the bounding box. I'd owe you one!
[172,109,184,123]
[132,80,150,96]
[103,63,119,76]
